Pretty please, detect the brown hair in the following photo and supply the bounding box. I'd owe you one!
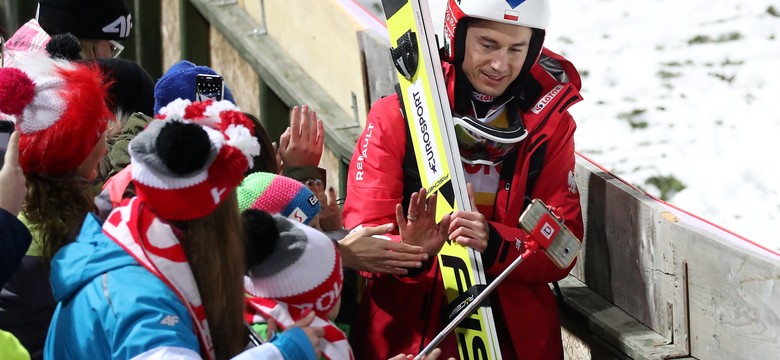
[22,174,96,261]
[243,112,280,175]
[176,191,246,359]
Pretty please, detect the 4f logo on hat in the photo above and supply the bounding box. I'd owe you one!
[103,14,133,38]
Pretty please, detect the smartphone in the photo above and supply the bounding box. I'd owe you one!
[195,74,224,102]
[0,120,15,168]
[518,198,582,269]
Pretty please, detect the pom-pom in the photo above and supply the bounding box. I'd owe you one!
[203,99,239,120]
[224,123,260,167]
[158,98,191,119]
[156,121,212,175]
[219,110,256,136]
[0,68,36,116]
[46,33,83,61]
[242,209,279,268]
[183,99,212,120]
[208,145,248,188]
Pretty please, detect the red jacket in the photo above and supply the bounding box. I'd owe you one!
[343,49,584,360]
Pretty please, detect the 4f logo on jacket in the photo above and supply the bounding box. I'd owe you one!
[160,315,180,327]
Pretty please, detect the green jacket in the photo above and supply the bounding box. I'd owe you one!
[0,330,30,360]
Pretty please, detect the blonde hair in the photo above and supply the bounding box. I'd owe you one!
[78,39,101,59]
[176,191,247,359]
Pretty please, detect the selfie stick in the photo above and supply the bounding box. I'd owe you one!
[414,242,539,360]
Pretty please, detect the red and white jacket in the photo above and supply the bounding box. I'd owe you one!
[343,48,584,360]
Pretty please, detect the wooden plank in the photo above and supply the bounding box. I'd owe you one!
[132,0,163,80]
[180,0,210,66]
[575,153,780,358]
[557,276,688,360]
[679,229,780,359]
[574,157,680,342]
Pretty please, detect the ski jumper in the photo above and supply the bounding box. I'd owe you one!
[343,49,584,360]
[45,201,317,360]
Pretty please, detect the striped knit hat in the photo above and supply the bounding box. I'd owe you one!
[0,53,111,175]
[237,172,320,226]
[129,98,260,221]
[244,213,342,319]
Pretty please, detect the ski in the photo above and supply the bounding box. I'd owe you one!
[380,0,503,358]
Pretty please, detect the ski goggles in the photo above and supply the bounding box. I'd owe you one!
[453,114,528,165]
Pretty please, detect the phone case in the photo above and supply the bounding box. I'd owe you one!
[195,74,224,102]
[518,198,581,269]
[0,120,14,168]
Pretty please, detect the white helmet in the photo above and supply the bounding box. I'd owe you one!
[442,0,551,62]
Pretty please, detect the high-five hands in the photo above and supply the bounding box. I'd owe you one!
[396,187,451,256]
[339,223,429,275]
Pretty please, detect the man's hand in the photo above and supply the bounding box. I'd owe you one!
[278,105,324,168]
[339,223,429,275]
[396,188,451,256]
[0,131,27,216]
[448,183,489,252]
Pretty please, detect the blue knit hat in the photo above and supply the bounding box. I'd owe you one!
[237,172,321,226]
[153,60,235,114]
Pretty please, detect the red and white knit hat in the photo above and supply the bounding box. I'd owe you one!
[129,98,260,221]
[244,214,343,319]
[0,53,112,175]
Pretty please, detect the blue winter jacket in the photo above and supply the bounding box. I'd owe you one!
[45,214,316,360]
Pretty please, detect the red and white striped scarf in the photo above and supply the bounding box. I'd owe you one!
[102,197,215,360]
[244,285,354,360]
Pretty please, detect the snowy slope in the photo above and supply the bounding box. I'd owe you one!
[543,1,780,252]
[356,0,780,252]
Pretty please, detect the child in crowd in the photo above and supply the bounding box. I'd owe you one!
[0,129,32,360]
[242,210,351,360]
[37,0,133,59]
[0,53,113,359]
[44,98,323,359]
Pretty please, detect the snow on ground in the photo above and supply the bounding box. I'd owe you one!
[356,0,780,252]
[544,1,780,252]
